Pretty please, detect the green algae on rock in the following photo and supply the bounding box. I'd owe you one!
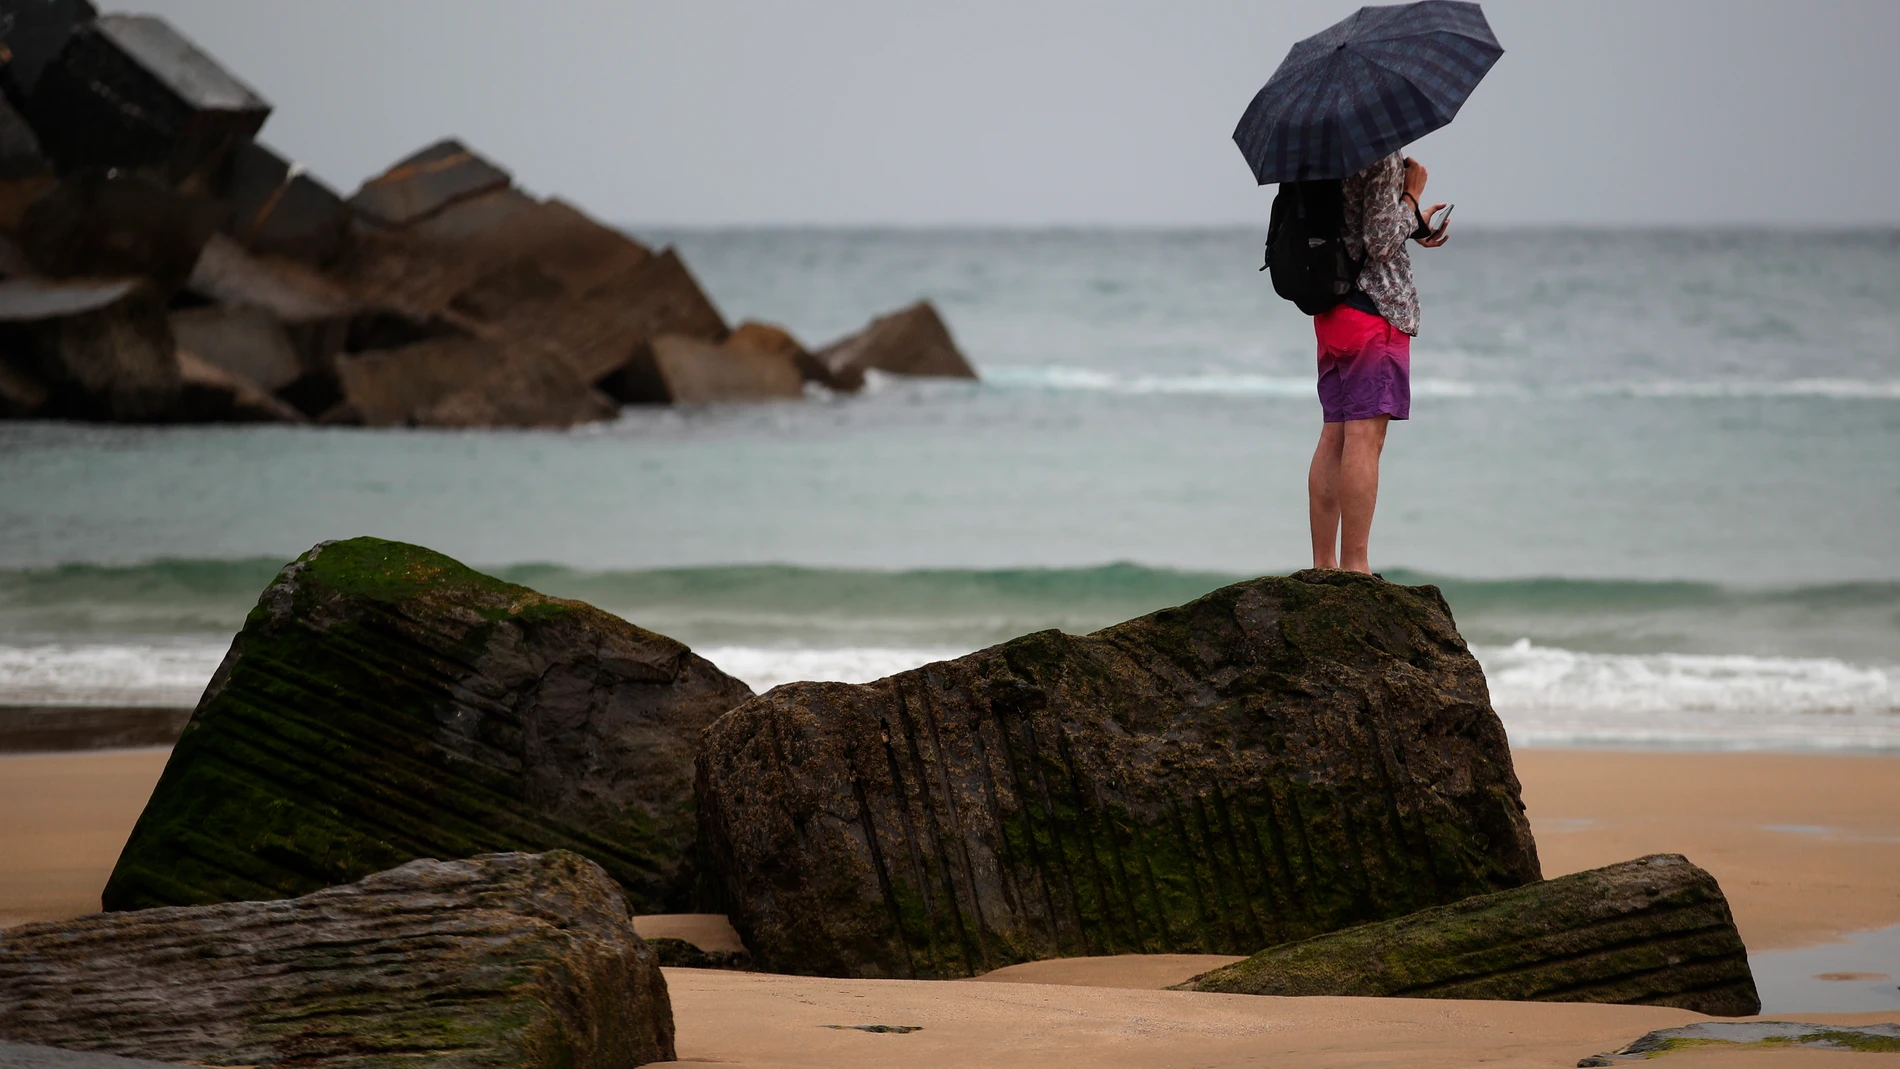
[695,570,1542,979]
[1578,1020,1900,1064]
[1185,854,1760,1017]
[103,537,754,913]
[0,851,676,1069]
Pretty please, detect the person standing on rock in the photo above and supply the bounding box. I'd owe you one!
[1305,152,1448,574]
[1232,2,1502,574]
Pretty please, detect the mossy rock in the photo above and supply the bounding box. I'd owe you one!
[695,569,1542,979]
[1185,854,1760,1017]
[0,851,675,1069]
[103,537,754,913]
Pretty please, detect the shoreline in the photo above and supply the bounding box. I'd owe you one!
[3,746,1895,1063]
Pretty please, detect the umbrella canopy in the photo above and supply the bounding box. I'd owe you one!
[1234,1,1502,185]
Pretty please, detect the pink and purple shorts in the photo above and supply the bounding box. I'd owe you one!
[1314,304,1411,423]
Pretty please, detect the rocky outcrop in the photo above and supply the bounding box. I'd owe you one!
[817,300,977,389]
[0,8,975,425]
[1182,854,1760,1016]
[696,570,1541,979]
[1,851,676,1069]
[104,537,755,914]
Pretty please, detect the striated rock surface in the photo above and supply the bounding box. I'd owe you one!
[0,851,676,1069]
[818,300,977,389]
[696,570,1541,979]
[1183,853,1760,1016]
[104,537,755,913]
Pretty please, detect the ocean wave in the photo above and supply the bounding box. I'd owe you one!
[1475,639,1900,751]
[0,641,226,707]
[4,559,1899,660]
[7,637,1896,753]
[981,364,1900,401]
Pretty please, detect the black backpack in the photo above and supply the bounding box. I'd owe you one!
[1261,179,1362,316]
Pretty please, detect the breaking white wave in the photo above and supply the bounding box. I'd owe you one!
[0,642,229,707]
[6,638,1897,753]
[982,364,1900,402]
[1475,638,1900,751]
[696,645,964,693]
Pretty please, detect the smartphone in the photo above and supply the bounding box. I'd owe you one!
[1430,204,1455,236]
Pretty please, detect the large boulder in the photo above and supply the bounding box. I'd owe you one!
[103,537,755,913]
[1182,854,1760,1017]
[1,851,676,1069]
[816,299,977,389]
[696,570,1542,979]
[0,276,177,420]
[23,14,269,186]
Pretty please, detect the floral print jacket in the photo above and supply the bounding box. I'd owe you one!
[1341,152,1420,336]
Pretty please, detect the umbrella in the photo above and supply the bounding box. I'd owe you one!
[1234,1,1503,185]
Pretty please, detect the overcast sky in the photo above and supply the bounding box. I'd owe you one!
[134,0,1900,227]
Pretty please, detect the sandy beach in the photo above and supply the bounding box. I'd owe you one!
[3,745,1897,1066]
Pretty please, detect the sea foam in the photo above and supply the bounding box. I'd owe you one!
[5,637,1895,753]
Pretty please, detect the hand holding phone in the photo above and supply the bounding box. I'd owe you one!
[1419,203,1453,246]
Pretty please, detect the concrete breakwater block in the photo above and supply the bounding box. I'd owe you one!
[350,138,511,228]
[817,299,978,390]
[0,0,99,100]
[1183,853,1761,1017]
[643,333,806,404]
[0,276,176,420]
[18,173,224,288]
[103,537,755,914]
[0,851,677,1069]
[695,570,1542,979]
[24,14,268,184]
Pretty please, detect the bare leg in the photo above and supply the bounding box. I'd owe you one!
[1338,416,1390,574]
[1307,422,1345,569]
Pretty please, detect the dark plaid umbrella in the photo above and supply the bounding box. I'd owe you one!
[1234,1,1502,184]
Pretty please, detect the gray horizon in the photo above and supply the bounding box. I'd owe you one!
[125,0,1900,229]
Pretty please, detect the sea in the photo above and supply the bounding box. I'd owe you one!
[2,227,1897,752]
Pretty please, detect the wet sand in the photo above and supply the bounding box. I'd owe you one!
[3,746,1896,1066]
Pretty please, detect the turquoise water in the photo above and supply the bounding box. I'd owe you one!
[1,228,1896,749]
